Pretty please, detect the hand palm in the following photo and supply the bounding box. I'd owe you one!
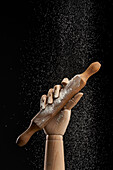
[44,109,71,135]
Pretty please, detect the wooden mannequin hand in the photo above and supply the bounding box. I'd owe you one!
[39,78,83,136]
[43,78,83,170]
[44,109,73,135]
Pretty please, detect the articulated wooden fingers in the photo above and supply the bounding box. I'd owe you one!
[47,88,54,104]
[53,77,69,98]
[40,95,47,109]
[40,77,69,108]
[53,85,62,98]
[61,78,69,86]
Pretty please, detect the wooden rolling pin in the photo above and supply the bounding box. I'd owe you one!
[16,62,101,146]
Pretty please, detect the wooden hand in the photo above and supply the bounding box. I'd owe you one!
[43,78,83,170]
[41,78,83,135]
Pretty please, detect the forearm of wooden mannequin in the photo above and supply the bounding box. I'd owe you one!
[44,135,65,170]
[43,94,84,170]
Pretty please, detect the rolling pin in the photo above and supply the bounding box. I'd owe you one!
[16,61,101,146]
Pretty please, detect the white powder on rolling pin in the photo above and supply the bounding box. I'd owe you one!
[34,75,81,127]
[66,75,81,89]
[43,75,81,113]
[55,75,81,104]
[54,88,72,104]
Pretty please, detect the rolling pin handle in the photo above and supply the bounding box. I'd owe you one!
[16,122,40,147]
[80,62,101,82]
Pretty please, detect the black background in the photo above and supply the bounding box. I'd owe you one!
[1,0,113,169]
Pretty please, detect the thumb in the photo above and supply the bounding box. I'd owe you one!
[64,92,83,110]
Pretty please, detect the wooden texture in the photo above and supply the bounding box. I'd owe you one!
[43,94,83,170]
[44,135,65,170]
[44,109,71,135]
[47,89,54,104]
[53,85,62,98]
[61,78,69,86]
[64,92,83,110]
[16,122,40,147]
[16,61,101,146]
[40,95,47,109]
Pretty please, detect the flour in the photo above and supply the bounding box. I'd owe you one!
[34,74,81,127]
[66,75,81,89]
[44,104,54,113]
